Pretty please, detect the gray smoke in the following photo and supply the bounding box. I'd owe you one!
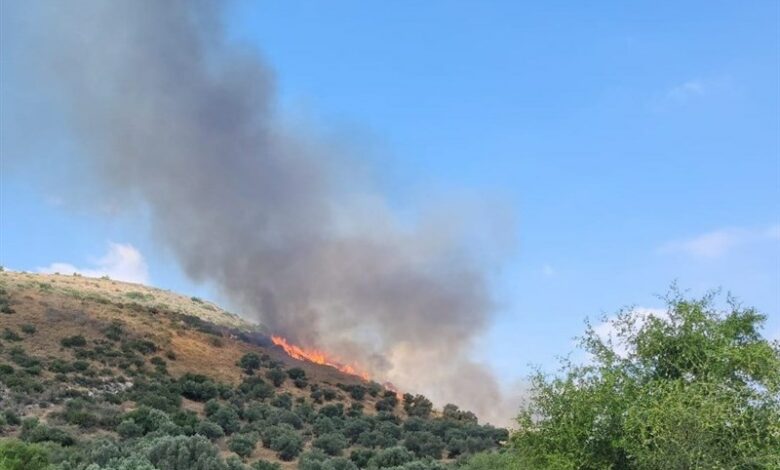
[4,0,517,424]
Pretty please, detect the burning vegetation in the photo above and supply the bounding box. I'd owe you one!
[271,335,371,381]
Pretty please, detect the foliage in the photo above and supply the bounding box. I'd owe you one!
[313,432,349,456]
[238,353,261,375]
[179,373,220,401]
[61,335,87,348]
[265,368,286,387]
[146,435,225,470]
[0,439,50,470]
[228,433,258,458]
[508,291,780,469]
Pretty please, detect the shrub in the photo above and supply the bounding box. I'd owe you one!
[271,392,293,410]
[404,431,445,459]
[298,450,328,470]
[251,460,282,470]
[265,368,286,387]
[179,373,220,401]
[121,407,173,435]
[263,424,303,461]
[313,432,349,456]
[349,449,375,468]
[117,419,144,438]
[229,433,258,459]
[147,435,225,470]
[368,446,414,468]
[211,405,241,435]
[20,324,36,335]
[459,451,525,470]
[2,328,22,342]
[61,335,87,348]
[238,352,261,375]
[238,376,274,400]
[104,320,125,341]
[348,385,366,401]
[319,403,344,419]
[374,395,398,412]
[0,439,49,470]
[20,420,76,446]
[403,394,433,418]
[124,338,158,355]
[347,402,364,418]
[367,382,382,397]
[343,418,372,443]
[193,420,222,440]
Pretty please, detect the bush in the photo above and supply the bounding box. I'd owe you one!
[238,352,261,375]
[343,418,372,443]
[20,324,36,335]
[196,420,225,440]
[349,448,375,468]
[124,338,158,355]
[238,376,274,400]
[0,439,49,470]
[403,431,445,459]
[3,328,22,342]
[120,407,173,435]
[265,368,286,387]
[270,392,293,410]
[348,385,366,401]
[374,395,398,412]
[147,435,225,470]
[313,432,349,456]
[402,394,433,418]
[228,433,258,458]
[20,419,76,446]
[286,367,306,380]
[117,419,144,438]
[368,446,414,468]
[251,460,282,470]
[211,405,241,435]
[179,373,220,401]
[104,320,125,341]
[61,335,87,348]
[264,424,303,461]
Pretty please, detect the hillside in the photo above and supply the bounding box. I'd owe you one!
[0,270,506,469]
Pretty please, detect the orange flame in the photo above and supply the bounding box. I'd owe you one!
[271,335,370,380]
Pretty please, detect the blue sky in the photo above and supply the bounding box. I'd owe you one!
[2,0,778,386]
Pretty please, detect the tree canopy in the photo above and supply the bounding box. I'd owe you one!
[486,290,780,469]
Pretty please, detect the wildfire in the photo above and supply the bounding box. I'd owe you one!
[271,335,370,380]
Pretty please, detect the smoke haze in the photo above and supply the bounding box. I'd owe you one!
[3,0,517,424]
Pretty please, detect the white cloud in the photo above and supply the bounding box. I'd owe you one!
[665,79,706,102]
[38,242,149,284]
[658,224,780,259]
[653,76,732,110]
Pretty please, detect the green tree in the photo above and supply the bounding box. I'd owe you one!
[510,291,780,469]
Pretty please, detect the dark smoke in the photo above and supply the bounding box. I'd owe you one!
[3,0,517,424]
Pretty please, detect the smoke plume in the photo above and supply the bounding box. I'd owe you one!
[4,0,516,424]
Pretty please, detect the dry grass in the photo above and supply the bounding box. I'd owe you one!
[0,270,366,391]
